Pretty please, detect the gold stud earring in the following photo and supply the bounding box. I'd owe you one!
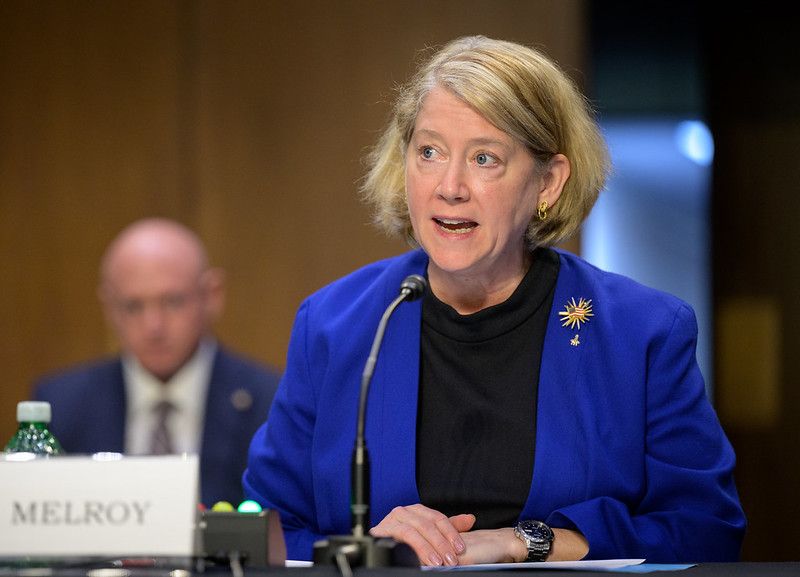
[537,201,548,221]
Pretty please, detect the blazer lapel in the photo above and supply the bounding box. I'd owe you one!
[369,253,427,524]
[522,252,594,518]
[106,360,127,452]
[200,349,235,472]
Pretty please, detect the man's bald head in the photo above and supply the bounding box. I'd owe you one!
[99,218,225,382]
[101,218,208,284]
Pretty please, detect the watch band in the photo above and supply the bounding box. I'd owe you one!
[514,519,555,562]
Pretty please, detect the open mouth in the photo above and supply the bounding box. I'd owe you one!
[434,218,478,234]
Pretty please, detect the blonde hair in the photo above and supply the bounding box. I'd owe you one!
[361,35,610,248]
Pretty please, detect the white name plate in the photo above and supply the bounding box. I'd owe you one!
[0,454,199,557]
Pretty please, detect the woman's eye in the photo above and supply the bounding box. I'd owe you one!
[475,152,498,166]
[421,146,436,159]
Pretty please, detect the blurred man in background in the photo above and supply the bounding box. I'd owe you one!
[34,217,280,507]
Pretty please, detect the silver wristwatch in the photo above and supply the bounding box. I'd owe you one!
[514,519,555,562]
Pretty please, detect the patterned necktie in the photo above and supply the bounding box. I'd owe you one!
[150,400,174,455]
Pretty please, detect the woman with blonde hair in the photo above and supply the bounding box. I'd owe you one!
[245,35,745,565]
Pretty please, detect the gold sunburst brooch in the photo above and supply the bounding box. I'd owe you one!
[559,297,594,330]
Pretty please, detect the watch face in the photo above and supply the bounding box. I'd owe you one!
[515,520,554,562]
[519,520,554,543]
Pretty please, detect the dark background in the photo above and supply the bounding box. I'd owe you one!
[590,1,800,560]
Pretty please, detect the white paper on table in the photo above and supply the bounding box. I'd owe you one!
[422,558,646,571]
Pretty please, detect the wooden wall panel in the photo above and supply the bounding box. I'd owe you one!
[0,1,190,441]
[0,0,585,442]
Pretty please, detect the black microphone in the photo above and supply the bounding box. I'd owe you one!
[398,274,427,302]
[313,274,426,572]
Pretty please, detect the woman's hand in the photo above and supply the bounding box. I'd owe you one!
[458,527,589,565]
[368,504,476,566]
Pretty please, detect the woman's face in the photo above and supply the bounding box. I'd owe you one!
[405,86,542,287]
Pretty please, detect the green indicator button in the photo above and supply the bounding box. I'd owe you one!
[237,499,263,513]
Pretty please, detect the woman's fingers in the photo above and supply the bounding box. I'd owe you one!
[369,504,471,566]
[449,513,477,536]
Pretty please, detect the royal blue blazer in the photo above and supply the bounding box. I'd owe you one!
[244,249,745,562]
[34,347,280,507]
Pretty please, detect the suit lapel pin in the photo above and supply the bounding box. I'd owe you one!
[559,297,593,345]
[230,388,253,411]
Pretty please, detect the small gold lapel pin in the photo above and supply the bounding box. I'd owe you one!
[559,297,593,329]
[559,298,593,346]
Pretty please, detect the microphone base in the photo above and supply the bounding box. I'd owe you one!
[313,535,419,568]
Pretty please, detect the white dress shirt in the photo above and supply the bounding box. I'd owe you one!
[122,338,216,455]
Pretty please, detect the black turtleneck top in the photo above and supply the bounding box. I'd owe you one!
[416,247,560,529]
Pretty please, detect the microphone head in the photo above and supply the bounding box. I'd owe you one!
[399,274,427,301]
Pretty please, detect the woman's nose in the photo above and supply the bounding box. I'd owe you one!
[436,161,470,202]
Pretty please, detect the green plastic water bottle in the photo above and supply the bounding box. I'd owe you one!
[4,401,64,455]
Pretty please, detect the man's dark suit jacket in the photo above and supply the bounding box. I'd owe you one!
[33,347,280,507]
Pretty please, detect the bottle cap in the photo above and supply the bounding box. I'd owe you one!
[17,401,52,423]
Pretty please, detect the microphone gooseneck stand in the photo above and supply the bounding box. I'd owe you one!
[313,275,426,575]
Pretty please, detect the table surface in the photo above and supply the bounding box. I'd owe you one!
[2,560,800,577]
